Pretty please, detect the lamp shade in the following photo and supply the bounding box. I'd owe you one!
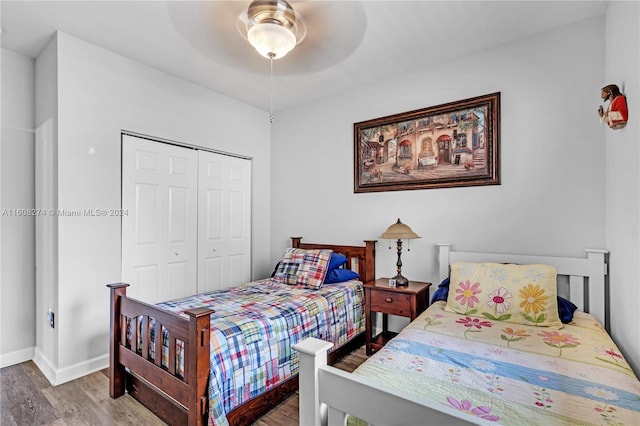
[248,22,297,59]
[379,218,421,240]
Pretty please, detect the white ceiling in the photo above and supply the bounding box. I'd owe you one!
[1,1,608,112]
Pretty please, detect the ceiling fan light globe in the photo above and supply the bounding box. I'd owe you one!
[248,22,296,59]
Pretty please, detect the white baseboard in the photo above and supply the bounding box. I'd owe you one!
[54,353,109,385]
[32,347,56,384]
[33,348,109,386]
[0,346,35,368]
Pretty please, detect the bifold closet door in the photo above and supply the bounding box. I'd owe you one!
[197,150,251,292]
[122,135,198,303]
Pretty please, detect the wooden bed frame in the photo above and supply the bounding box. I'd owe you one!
[108,237,376,426]
[295,243,609,426]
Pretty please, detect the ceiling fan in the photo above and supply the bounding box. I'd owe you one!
[166,0,367,75]
[237,0,307,60]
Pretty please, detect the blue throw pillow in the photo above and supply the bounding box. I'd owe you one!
[323,268,359,284]
[328,252,348,270]
[429,276,577,324]
[430,277,450,304]
[557,296,578,324]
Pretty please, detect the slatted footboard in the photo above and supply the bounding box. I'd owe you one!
[108,283,214,426]
[109,238,377,425]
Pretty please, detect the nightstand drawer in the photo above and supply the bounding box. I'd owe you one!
[369,290,412,316]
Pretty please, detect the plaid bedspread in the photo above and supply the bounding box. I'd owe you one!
[155,278,365,426]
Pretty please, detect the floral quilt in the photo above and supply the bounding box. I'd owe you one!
[155,278,365,426]
[352,301,640,425]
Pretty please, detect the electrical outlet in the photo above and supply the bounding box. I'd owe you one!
[47,309,55,328]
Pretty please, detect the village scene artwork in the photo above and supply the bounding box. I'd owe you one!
[355,93,499,192]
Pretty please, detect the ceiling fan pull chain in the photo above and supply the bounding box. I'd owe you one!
[269,53,275,123]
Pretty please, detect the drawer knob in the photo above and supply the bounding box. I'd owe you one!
[385,297,392,303]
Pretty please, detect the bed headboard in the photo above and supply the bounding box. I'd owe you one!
[437,243,609,331]
[291,237,377,284]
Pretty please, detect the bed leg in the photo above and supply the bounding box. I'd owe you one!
[293,338,334,426]
[107,282,129,398]
[184,307,215,426]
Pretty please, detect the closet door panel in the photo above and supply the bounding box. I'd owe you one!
[164,148,198,298]
[168,186,189,243]
[228,254,247,286]
[203,257,222,293]
[135,184,158,245]
[198,151,251,292]
[166,260,189,301]
[204,189,224,241]
[229,190,245,239]
[132,265,159,302]
[122,135,197,303]
[123,135,251,300]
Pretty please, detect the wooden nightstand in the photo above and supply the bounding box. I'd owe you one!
[364,278,431,355]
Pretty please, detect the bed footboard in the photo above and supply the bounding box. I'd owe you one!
[294,337,484,426]
[108,283,214,426]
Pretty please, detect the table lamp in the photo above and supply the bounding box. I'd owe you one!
[379,218,421,286]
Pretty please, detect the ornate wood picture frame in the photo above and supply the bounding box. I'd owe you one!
[354,92,500,193]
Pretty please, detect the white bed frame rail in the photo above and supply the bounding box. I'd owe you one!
[294,243,608,426]
[294,337,487,426]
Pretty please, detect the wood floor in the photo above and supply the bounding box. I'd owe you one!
[1,345,368,425]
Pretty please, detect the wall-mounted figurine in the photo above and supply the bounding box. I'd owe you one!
[598,84,628,130]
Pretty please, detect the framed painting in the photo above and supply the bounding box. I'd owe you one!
[354,92,500,193]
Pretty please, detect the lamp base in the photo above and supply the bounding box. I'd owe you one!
[392,273,409,286]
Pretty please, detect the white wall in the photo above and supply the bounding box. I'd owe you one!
[0,48,36,367]
[33,38,59,378]
[271,15,640,369]
[31,31,271,384]
[604,0,640,375]
[272,16,606,263]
